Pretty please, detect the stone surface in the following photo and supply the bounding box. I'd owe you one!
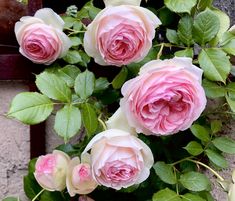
[0,81,30,200]
[214,0,235,24]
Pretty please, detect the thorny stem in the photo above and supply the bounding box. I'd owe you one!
[187,159,225,182]
[32,189,45,201]
[154,42,188,50]
[171,156,195,166]
[171,157,225,182]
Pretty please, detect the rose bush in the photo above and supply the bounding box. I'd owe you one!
[84,5,161,66]
[82,129,154,190]
[119,57,207,135]
[15,8,71,65]
[4,0,235,201]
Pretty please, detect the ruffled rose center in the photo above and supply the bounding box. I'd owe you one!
[101,160,138,184]
[98,20,145,65]
[72,164,92,186]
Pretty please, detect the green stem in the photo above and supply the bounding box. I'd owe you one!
[154,43,188,49]
[173,167,179,195]
[157,43,164,59]
[98,116,107,131]
[171,157,224,181]
[187,159,225,182]
[32,189,45,201]
[171,156,195,166]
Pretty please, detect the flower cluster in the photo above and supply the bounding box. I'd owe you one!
[5,0,235,200]
[34,129,153,196]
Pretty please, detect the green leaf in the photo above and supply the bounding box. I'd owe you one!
[184,141,203,156]
[56,143,77,155]
[177,15,194,46]
[112,67,128,89]
[62,16,75,29]
[153,162,176,184]
[211,120,222,134]
[220,32,235,46]
[74,70,95,99]
[222,39,235,55]
[36,71,72,102]
[190,124,210,142]
[226,95,235,112]
[197,0,213,11]
[63,50,82,64]
[164,0,197,13]
[212,8,230,41]
[73,21,83,31]
[193,9,220,45]
[94,77,110,93]
[198,192,214,201]
[8,92,53,125]
[205,149,228,168]
[166,29,180,44]
[69,37,82,47]
[202,79,226,98]
[152,188,182,201]
[40,191,64,201]
[81,103,98,136]
[198,49,231,83]
[78,51,91,67]
[226,82,235,99]
[157,7,177,26]
[2,197,20,201]
[24,175,42,200]
[212,137,235,154]
[182,193,206,201]
[57,65,81,87]
[179,172,210,191]
[77,1,101,20]
[54,104,81,142]
[174,48,193,58]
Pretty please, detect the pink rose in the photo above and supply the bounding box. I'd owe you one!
[84,5,161,66]
[66,156,97,196]
[34,150,70,191]
[120,57,207,135]
[82,129,154,190]
[15,8,71,65]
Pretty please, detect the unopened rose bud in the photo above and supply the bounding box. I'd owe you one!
[34,150,70,191]
[66,157,97,196]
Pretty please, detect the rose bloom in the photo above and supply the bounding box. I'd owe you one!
[82,129,154,190]
[84,5,161,66]
[66,156,98,196]
[34,150,70,191]
[120,57,207,135]
[15,8,71,65]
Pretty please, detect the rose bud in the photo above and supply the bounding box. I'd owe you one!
[34,150,70,191]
